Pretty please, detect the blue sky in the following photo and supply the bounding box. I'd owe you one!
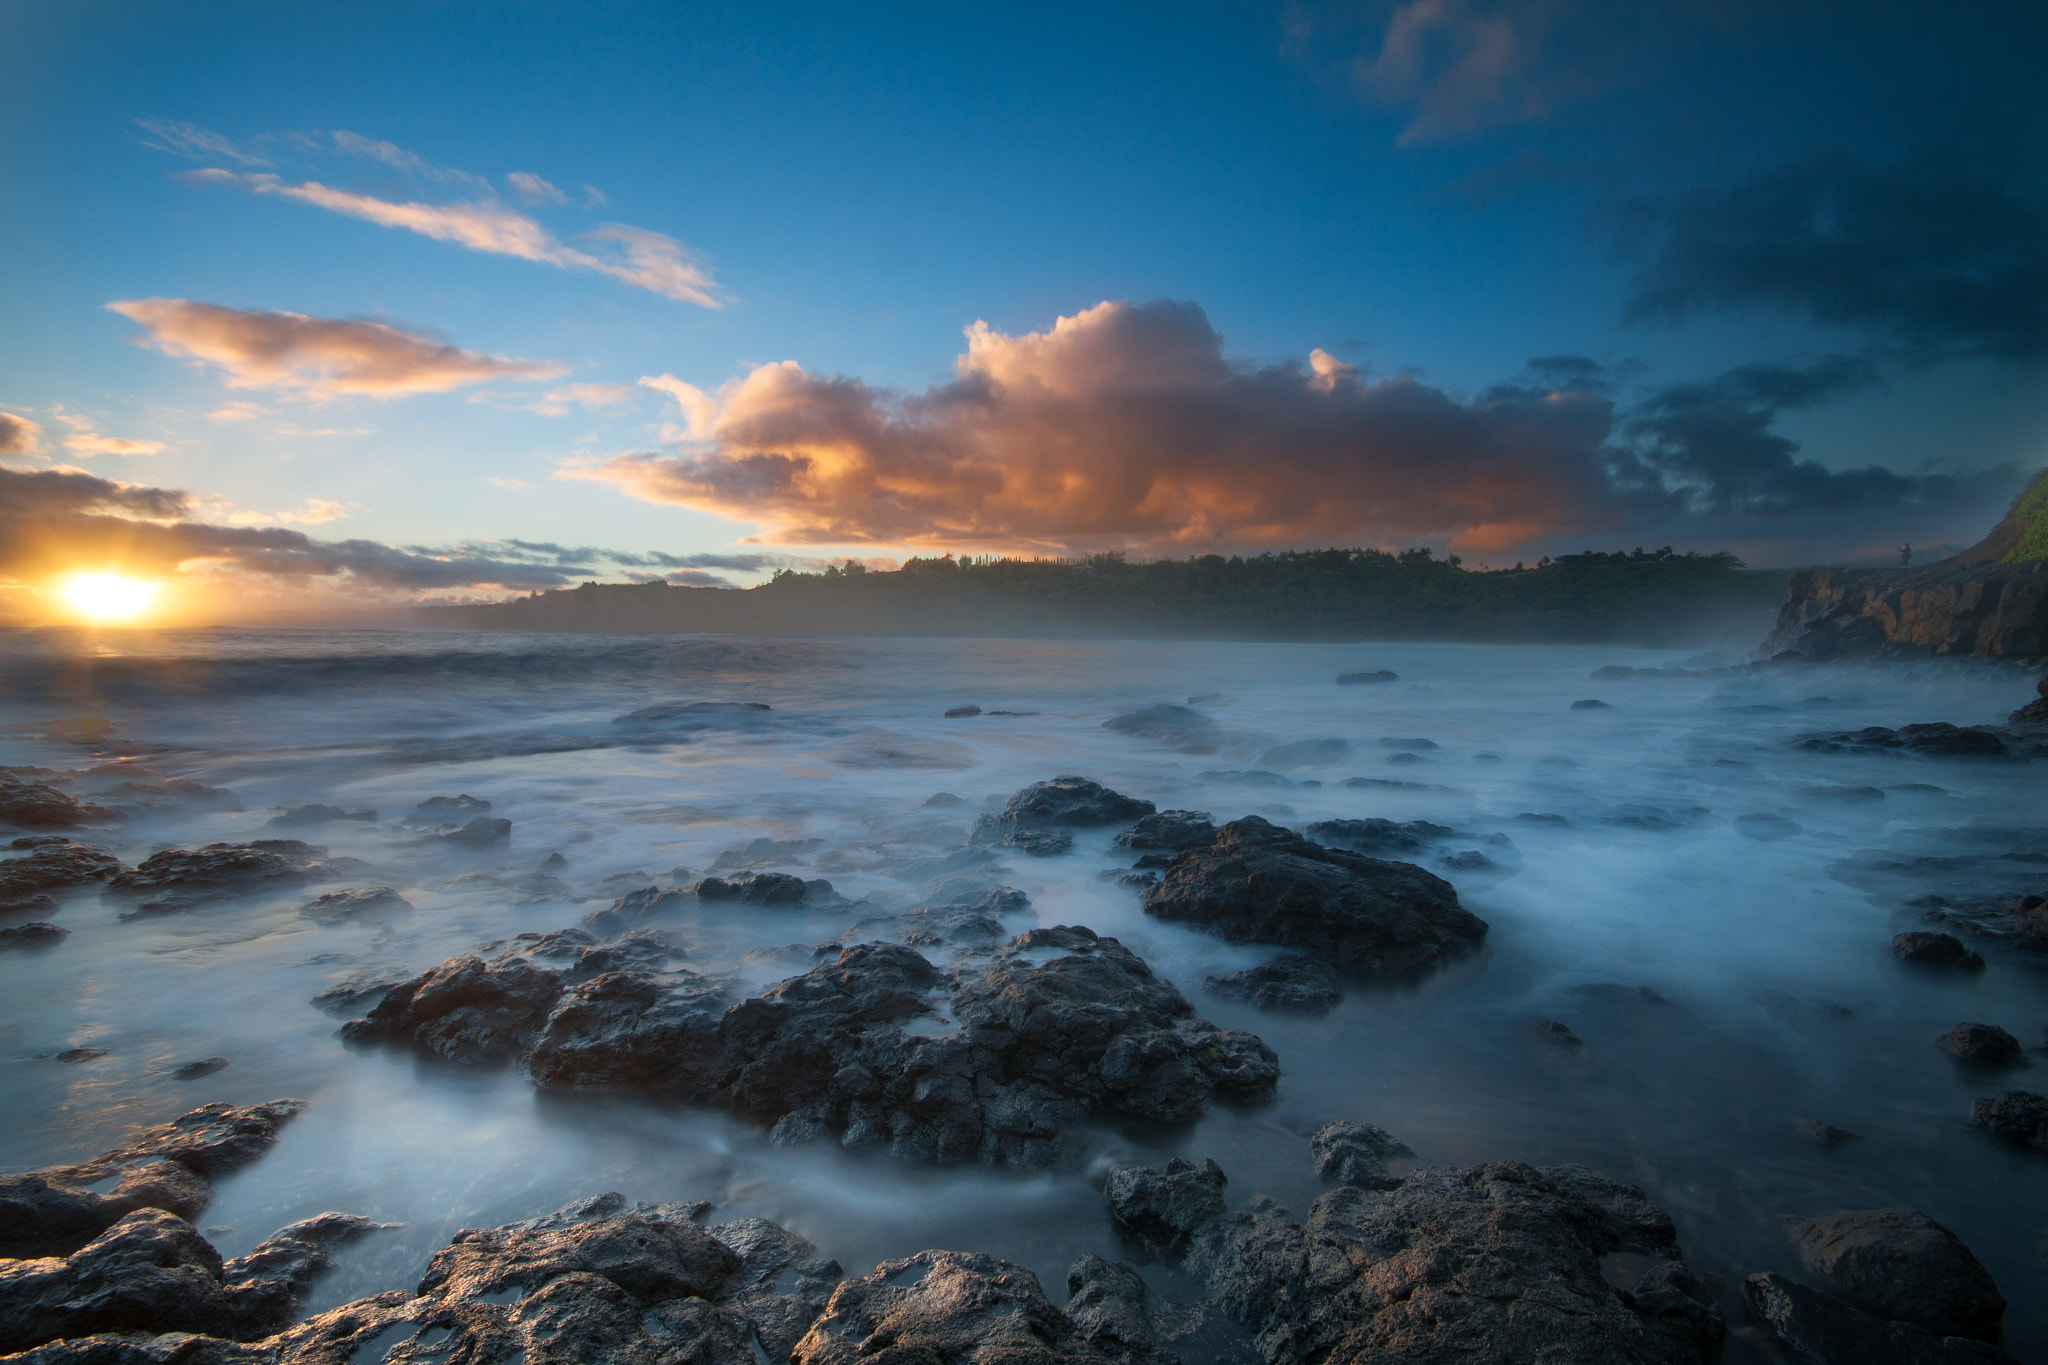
[3,1,2045,612]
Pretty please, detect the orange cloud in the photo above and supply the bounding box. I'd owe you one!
[63,433,165,457]
[0,411,41,455]
[569,299,1630,555]
[107,299,564,399]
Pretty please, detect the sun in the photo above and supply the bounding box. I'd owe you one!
[61,574,161,622]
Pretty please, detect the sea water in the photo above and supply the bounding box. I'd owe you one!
[1,629,2042,1359]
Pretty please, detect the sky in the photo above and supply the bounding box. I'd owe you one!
[2,0,2045,620]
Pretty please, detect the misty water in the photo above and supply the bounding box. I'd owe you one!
[2,629,2044,1360]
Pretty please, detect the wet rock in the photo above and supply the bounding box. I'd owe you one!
[1336,670,1397,684]
[170,1058,228,1082]
[1571,698,1612,710]
[1114,811,1216,852]
[308,975,407,1016]
[1796,723,2010,757]
[1,844,123,907]
[1531,1019,1584,1048]
[409,795,491,819]
[1514,812,1571,827]
[1309,1121,1415,1190]
[0,921,67,948]
[692,870,809,904]
[1101,868,1159,889]
[1891,932,1985,970]
[613,699,772,727]
[1745,1272,2021,1365]
[1301,818,1453,857]
[1936,1023,2024,1067]
[1969,1090,2048,1151]
[1803,784,1887,803]
[1377,737,1438,751]
[794,1249,1113,1364]
[262,805,375,830]
[435,817,511,848]
[1196,769,1295,787]
[0,1209,237,1352]
[104,843,338,916]
[220,1214,393,1338]
[54,1049,109,1064]
[1103,706,1219,747]
[1064,1254,1175,1365]
[1118,1152,1724,1365]
[1793,1208,2005,1338]
[298,888,412,925]
[999,828,1074,856]
[1105,1158,1230,1252]
[1141,816,1486,979]
[0,782,117,831]
[84,778,242,818]
[1439,849,1496,872]
[973,777,1156,844]
[1795,1119,1864,1150]
[1204,956,1344,1014]
[2010,675,2048,726]
[1257,739,1354,768]
[340,953,566,1064]
[944,705,982,718]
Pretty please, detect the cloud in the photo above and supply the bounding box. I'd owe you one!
[488,476,528,490]
[63,433,165,457]
[134,117,272,166]
[507,171,568,206]
[502,381,641,417]
[222,498,354,526]
[1618,147,2048,362]
[638,373,719,435]
[108,298,564,398]
[0,411,42,455]
[184,170,722,306]
[0,464,592,591]
[565,299,2022,560]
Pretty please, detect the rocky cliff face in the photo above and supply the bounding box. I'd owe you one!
[1757,560,2048,661]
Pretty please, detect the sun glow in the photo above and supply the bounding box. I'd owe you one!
[61,574,161,622]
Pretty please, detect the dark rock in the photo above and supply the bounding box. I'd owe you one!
[1514,812,1571,827]
[1796,1119,1864,1150]
[1196,770,1295,787]
[1309,1121,1415,1189]
[82,777,241,817]
[1571,698,1612,710]
[1383,751,1424,765]
[1103,706,1219,747]
[299,888,412,925]
[1000,828,1074,856]
[1936,1023,2024,1067]
[613,699,772,727]
[262,805,375,829]
[103,843,336,915]
[693,870,809,904]
[0,1209,236,1352]
[1065,1256,1175,1365]
[1204,957,1344,1014]
[0,922,68,948]
[1439,849,1496,871]
[1591,665,1637,680]
[1105,1157,1229,1252]
[1377,737,1438,751]
[219,1213,392,1338]
[1257,739,1354,768]
[1803,784,1887,803]
[0,782,117,831]
[1141,816,1487,979]
[54,1049,109,1063]
[170,1058,228,1082]
[922,792,968,808]
[340,953,566,1064]
[1793,1208,2006,1338]
[1737,812,1802,839]
[1891,932,1985,970]
[2,845,123,905]
[1102,868,1159,888]
[539,851,569,869]
[2010,674,2048,726]
[1758,556,2048,663]
[436,816,511,848]
[1114,811,1216,852]
[1531,1019,1583,1048]
[308,975,406,1016]
[1336,670,1397,684]
[1797,723,2010,757]
[411,795,491,817]
[1745,1272,2021,1365]
[978,776,1156,836]
[1970,1091,2048,1150]
[794,1249,1113,1364]
[944,705,982,718]
[1301,817,1453,857]
[1125,1153,1725,1365]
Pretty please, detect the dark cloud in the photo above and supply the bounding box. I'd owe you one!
[0,465,588,591]
[1619,147,2048,361]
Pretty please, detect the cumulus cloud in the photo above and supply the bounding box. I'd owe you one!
[1618,146,2048,361]
[566,299,2020,559]
[0,465,592,591]
[108,299,563,399]
[0,411,42,455]
[183,170,722,306]
[63,433,165,457]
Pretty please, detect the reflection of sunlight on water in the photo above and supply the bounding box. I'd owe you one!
[2,630,2045,1353]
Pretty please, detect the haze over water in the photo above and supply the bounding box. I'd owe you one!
[2,628,2043,1360]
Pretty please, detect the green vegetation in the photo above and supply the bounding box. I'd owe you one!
[1996,469,2048,563]
[439,545,1787,646]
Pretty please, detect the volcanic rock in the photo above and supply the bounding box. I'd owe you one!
[1745,1273,2020,1365]
[973,778,1156,847]
[1795,1119,1864,1150]
[1301,818,1453,857]
[1064,1254,1174,1365]
[0,922,68,948]
[1203,957,1343,1014]
[1141,816,1487,978]
[1796,723,2010,757]
[1310,1121,1415,1190]
[1,844,123,906]
[298,888,412,925]
[1793,1207,2006,1338]
[262,805,375,830]
[692,870,809,904]
[1891,932,1985,970]
[1936,1023,2024,1067]
[1113,810,1216,852]
[794,1249,1115,1364]
[0,782,117,831]
[103,843,339,915]
[1969,1090,2048,1151]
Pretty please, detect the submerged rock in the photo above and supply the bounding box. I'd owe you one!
[1935,1023,2024,1067]
[973,777,1157,846]
[1113,810,1216,852]
[1336,670,1397,684]
[1102,705,1219,747]
[340,925,1275,1168]
[1792,1208,2006,1339]
[262,805,375,830]
[1745,1272,2020,1365]
[0,844,123,908]
[1970,1090,2048,1151]
[1892,931,1986,969]
[103,843,341,916]
[1795,1119,1864,1150]
[0,782,117,831]
[1301,818,1453,857]
[0,922,68,949]
[0,1102,304,1260]
[692,870,809,904]
[298,888,412,925]
[1203,957,1344,1014]
[1105,1149,1724,1364]
[1141,816,1486,979]
[1796,723,2011,757]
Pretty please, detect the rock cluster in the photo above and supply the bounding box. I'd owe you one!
[0,842,122,914]
[103,843,350,916]
[972,776,1157,847]
[1795,723,2012,757]
[340,924,1276,1167]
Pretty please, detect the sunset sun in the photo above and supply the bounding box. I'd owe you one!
[61,573,160,621]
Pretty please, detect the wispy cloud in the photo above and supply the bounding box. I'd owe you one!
[0,411,42,455]
[134,117,273,166]
[63,433,165,457]
[507,171,568,206]
[223,497,354,526]
[108,298,565,399]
